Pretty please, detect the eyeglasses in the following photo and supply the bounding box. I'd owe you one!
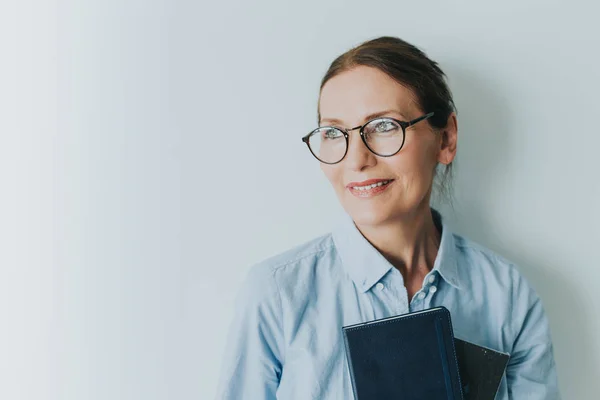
[301,112,435,164]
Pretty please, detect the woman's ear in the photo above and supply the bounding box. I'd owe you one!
[437,112,458,165]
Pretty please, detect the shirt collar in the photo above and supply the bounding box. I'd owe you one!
[331,207,463,293]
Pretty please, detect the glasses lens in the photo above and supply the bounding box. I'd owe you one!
[363,118,404,155]
[307,127,346,163]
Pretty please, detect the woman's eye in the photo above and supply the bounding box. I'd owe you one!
[322,129,342,139]
[375,121,396,132]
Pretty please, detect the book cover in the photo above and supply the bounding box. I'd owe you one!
[342,307,464,400]
[454,338,510,400]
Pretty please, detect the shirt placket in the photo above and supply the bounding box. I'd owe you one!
[409,271,440,311]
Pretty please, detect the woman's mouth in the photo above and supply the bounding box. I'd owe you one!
[346,179,394,198]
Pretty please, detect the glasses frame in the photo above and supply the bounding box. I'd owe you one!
[301,112,435,165]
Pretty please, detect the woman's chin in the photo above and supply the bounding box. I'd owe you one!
[346,208,391,228]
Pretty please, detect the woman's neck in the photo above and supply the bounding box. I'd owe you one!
[355,204,441,284]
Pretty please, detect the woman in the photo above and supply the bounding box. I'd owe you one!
[216,36,560,399]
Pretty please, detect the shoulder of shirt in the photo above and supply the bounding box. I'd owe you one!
[244,232,336,281]
[451,230,542,302]
[451,231,525,280]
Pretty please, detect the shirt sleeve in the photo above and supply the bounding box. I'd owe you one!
[215,264,285,400]
[506,274,561,399]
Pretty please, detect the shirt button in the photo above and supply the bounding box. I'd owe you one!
[429,285,437,294]
[417,292,425,300]
[428,275,436,284]
[376,282,385,291]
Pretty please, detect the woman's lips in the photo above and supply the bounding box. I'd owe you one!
[346,179,394,198]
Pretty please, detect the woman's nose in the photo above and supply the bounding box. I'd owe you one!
[344,131,376,171]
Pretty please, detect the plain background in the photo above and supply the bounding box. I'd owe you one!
[1,0,598,399]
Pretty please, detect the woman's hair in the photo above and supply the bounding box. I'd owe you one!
[318,36,456,206]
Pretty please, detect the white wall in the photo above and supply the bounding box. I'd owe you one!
[1,0,598,399]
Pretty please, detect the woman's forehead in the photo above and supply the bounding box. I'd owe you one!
[319,66,418,124]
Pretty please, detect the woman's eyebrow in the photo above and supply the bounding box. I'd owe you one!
[320,109,408,126]
[363,110,408,122]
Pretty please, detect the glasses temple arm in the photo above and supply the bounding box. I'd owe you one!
[407,111,435,127]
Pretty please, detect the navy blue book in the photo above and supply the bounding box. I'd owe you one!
[342,307,464,400]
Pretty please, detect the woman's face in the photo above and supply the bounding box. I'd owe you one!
[318,66,455,227]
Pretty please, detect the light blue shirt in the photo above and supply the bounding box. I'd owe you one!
[216,209,560,399]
